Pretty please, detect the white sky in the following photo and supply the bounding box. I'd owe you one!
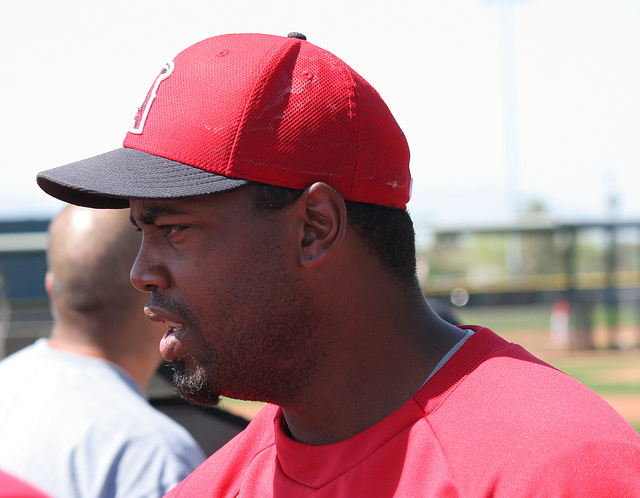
[2,0,639,241]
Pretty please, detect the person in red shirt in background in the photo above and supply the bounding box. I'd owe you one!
[0,469,50,498]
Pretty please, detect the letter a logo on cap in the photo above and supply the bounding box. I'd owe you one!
[129,61,175,135]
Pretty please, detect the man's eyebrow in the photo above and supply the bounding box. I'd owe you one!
[130,206,188,227]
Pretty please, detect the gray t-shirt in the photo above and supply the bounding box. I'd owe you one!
[0,339,205,498]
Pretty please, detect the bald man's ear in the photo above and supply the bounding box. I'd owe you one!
[45,271,55,300]
[295,182,347,268]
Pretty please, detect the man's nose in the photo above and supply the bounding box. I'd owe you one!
[130,242,170,292]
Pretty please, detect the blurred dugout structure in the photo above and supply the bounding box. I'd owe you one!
[423,220,640,350]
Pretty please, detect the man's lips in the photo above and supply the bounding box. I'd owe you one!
[159,325,188,362]
[145,305,188,362]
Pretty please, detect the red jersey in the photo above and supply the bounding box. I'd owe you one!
[166,327,640,496]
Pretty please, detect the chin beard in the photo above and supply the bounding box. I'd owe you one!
[170,361,221,408]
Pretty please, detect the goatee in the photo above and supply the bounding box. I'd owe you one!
[170,360,221,407]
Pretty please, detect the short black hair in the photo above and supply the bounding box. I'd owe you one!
[247,183,418,284]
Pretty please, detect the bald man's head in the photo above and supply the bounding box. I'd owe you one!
[46,205,151,337]
[47,206,142,317]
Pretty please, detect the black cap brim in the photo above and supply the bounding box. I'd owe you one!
[36,148,249,209]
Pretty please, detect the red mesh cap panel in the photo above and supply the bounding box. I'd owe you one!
[231,39,359,197]
[123,33,411,208]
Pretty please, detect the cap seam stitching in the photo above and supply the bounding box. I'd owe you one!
[339,61,359,202]
[227,37,300,179]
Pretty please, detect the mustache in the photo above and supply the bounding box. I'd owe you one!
[147,292,198,327]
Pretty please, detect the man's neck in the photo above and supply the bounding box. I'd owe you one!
[279,306,466,445]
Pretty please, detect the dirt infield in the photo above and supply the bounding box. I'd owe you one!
[600,395,640,424]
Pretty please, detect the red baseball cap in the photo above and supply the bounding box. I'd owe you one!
[37,32,412,209]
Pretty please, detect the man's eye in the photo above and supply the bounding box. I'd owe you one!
[161,225,184,238]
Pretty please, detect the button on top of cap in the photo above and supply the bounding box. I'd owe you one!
[287,32,307,40]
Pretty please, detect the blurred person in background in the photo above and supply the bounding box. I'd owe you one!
[0,206,205,498]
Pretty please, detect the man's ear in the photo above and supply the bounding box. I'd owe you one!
[295,182,347,269]
[45,271,55,300]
